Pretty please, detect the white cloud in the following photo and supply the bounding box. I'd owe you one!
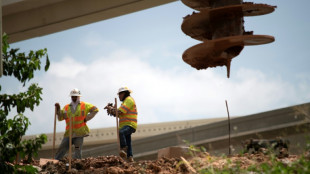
[48,56,87,78]
[24,49,310,135]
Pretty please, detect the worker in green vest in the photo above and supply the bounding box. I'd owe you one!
[55,88,99,160]
[105,87,137,162]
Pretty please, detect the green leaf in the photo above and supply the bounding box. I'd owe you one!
[45,54,50,71]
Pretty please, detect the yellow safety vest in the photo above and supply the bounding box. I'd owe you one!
[59,101,98,137]
[118,96,138,130]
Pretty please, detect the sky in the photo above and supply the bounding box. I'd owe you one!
[1,0,310,136]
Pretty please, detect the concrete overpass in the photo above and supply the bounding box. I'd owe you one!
[2,0,177,43]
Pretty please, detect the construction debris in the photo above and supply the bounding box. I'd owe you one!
[181,0,277,78]
[158,146,191,159]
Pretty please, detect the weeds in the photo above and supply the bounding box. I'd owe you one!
[181,142,310,174]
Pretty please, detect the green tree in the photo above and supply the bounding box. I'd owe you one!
[0,33,50,173]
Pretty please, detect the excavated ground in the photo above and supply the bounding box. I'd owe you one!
[35,153,304,174]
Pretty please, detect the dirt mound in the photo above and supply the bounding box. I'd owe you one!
[40,156,185,174]
[37,153,304,174]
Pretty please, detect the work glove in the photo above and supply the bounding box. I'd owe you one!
[104,103,115,116]
[110,108,117,116]
[55,103,60,112]
[55,103,64,118]
[104,103,113,110]
[55,103,68,119]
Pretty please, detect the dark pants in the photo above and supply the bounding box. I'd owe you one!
[119,126,135,157]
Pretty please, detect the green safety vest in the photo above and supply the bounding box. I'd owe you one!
[59,101,98,137]
[118,96,138,130]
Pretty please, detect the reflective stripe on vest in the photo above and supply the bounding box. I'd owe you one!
[89,106,97,112]
[65,102,86,130]
[66,122,87,130]
[119,117,137,123]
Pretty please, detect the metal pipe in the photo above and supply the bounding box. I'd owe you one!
[225,100,231,155]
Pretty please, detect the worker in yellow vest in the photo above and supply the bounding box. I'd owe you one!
[54,88,99,160]
[105,87,137,162]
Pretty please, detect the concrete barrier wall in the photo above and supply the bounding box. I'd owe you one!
[27,117,226,150]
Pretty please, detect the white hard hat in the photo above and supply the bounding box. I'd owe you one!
[69,88,82,97]
[117,87,132,94]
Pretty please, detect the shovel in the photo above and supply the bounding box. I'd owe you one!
[53,106,57,158]
[115,98,120,154]
[39,106,59,166]
[68,114,72,171]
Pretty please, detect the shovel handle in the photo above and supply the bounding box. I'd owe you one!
[69,115,72,171]
[53,106,57,159]
[115,98,120,154]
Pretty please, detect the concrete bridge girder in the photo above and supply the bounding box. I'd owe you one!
[2,0,177,43]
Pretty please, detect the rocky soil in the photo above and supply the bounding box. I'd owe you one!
[36,152,303,174]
